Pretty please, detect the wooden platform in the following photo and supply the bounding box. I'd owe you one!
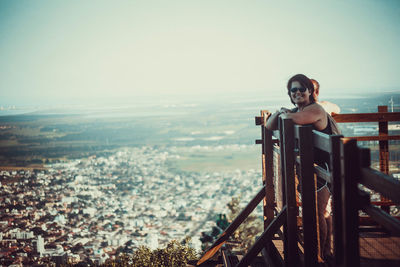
[360,232,400,267]
[269,232,400,267]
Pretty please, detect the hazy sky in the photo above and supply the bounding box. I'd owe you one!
[0,0,399,105]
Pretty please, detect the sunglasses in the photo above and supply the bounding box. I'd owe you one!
[290,87,307,93]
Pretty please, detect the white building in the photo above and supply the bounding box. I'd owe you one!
[9,229,34,239]
[146,233,159,250]
[37,235,45,256]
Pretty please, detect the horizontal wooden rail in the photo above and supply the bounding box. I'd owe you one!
[312,130,331,152]
[236,207,287,267]
[257,112,400,124]
[333,112,400,123]
[359,167,400,205]
[361,204,400,237]
[255,116,263,125]
[343,135,400,141]
[256,139,279,145]
[197,186,266,265]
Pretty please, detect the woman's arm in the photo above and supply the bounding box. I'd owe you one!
[265,107,292,130]
[281,103,326,126]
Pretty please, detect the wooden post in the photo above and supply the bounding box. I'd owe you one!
[262,111,275,229]
[378,105,389,174]
[297,125,318,267]
[279,118,288,263]
[329,134,344,266]
[341,138,360,267]
[280,117,299,266]
[378,106,390,213]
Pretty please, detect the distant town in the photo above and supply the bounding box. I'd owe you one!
[1,92,399,265]
[0,145,261,266]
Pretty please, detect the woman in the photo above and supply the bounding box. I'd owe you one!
[266,74,329,133]
[266,74,335,260]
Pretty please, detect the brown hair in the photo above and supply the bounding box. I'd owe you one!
[287,74,315,105]
[310,78,320,101]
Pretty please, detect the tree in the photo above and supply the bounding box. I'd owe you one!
[199,196,263,254]
[226,196,263,253]
[101,238,197,267]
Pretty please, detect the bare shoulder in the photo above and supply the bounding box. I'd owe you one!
[303,102,325,114]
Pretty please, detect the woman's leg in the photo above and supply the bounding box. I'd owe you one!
[317,186,331,260]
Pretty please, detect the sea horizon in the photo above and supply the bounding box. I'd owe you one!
[1,89,399,117]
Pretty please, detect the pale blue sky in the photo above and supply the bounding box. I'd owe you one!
[0,0,399,105]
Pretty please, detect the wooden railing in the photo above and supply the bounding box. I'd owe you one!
[334,106,400,213]
[197,106,400,267]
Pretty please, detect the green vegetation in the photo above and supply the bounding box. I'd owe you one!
[226,196,263,252]
[100,238,197,267]
[200,196,263,254]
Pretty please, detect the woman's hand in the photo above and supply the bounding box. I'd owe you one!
[265,107,291,130]
[279,107,291,114]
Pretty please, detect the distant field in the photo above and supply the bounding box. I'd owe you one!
[0,93,398,168]
[0,165,45,171]
[167,145,261,173]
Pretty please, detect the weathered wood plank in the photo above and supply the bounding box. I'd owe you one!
[281,118,299,266]
[329,134,344,265]
[278,118,288,260]
[341,138,360,267]
[263,123,276,228]
[333,112,400,123]
[255,111,271,125]
[221,249,232,267]
[297,125,318,267]
[379,106,391,214]
[344,135,400,141]
[236,207,287,267]
[261,240,284,267]
[255,116,263,126]
[361,205,400,237]
[359,167,400,205]
[196,186,266,265]
[359,234,400,259]
[312,130,331,152]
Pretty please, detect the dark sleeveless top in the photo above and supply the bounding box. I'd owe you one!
[314,115,333,189]
[317,118,332,135]
[292,105,341,190]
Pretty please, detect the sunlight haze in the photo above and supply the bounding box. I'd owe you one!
[0,0,399,105]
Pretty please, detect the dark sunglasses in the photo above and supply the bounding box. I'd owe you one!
[290,87,307,93]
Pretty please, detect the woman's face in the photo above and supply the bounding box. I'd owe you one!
[290,81,311,106]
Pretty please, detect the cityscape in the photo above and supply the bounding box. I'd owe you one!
[0,145,262,266]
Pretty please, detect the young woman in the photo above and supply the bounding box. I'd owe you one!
[266,74,336,260]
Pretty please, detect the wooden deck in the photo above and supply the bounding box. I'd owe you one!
[360,232,400,266]
[271,233,400,266]
[197,106,400,267]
